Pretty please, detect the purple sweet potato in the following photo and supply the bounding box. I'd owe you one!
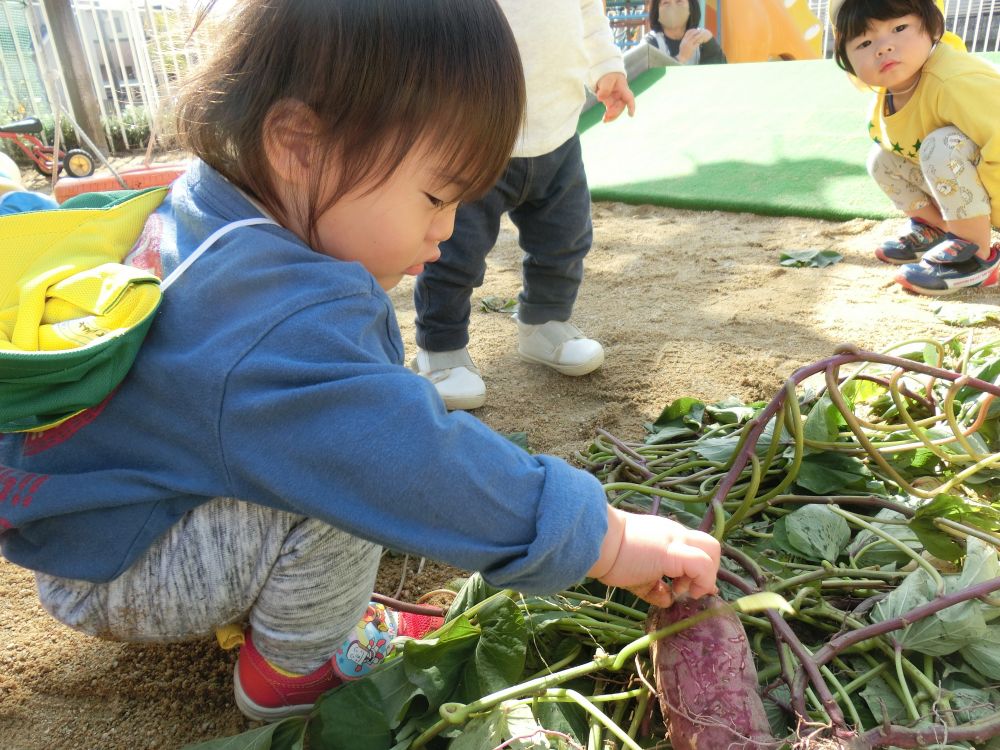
[647,594,778,750]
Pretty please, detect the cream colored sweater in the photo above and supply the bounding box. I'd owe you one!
[499,0,625,157]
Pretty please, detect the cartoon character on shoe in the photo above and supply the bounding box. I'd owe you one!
[333,602,397,678]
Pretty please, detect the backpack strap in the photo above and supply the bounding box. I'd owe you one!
[160,217,278,291]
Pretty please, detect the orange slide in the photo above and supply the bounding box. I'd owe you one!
[704,0,824,63]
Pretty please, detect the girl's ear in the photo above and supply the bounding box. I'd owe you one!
[263,100,324,187]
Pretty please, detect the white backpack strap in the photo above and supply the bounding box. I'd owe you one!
[160,217,278,291]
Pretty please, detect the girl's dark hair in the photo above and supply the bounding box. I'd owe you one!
[833,0,944,73]
[646,0,702,34]
[177,0,525,243]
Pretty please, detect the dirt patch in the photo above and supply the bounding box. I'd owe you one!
[2,162,997,749]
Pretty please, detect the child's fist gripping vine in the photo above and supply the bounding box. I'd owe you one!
[587,506,721,608]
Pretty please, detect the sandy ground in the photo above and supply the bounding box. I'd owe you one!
[2,159,998,749]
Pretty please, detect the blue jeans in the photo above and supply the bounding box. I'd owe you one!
[414,134,593,352]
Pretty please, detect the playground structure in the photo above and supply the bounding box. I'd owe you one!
[605,0,824,62]
[606,0,966,63]
[705,0,824,62]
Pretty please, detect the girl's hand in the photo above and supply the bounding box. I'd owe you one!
[587,507,721,608]
[678,28,713,64]
[595,72,636,123]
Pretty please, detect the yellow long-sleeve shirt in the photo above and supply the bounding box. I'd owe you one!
[867,43,1000,227]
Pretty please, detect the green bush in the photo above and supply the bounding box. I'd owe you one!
[103,106,151,152]
[39,116,82,150]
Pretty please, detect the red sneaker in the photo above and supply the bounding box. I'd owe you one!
[234,603,443,721]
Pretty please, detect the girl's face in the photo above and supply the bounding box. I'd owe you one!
[311,145,461,291]
[844,14,934,91]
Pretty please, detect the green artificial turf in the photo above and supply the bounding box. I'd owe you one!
[579,53,1000,221]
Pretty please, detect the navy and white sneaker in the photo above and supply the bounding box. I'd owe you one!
[875,219,947,265]
[895,238,1000,296]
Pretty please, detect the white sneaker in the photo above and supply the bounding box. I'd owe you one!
[516,318,604,376]
[411,348,486,410]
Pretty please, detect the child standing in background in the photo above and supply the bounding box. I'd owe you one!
[411,0,636,410]
[0,0,718,724]
[831,0,1000,295]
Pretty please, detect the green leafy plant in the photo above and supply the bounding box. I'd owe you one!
[778,249,843,268]
[103,106,152,152]
[189,334,1000,749]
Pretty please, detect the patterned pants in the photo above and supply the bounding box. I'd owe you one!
[867,125,992,223]
[34,498,381,673]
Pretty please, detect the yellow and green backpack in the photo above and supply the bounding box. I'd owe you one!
[0,188,168,433]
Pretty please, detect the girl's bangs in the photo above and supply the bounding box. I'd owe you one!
[839,0,936,39]
[426,108,519,204]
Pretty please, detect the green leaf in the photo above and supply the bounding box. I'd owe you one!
[959,356,1000,402]
[449,711,505,750]
[503,431,530,452]
[870,539,999,655]
[692,419,777,463]
[840,377,886,406]
[909,446,941,472]
[869,569,951,654]
[501,702,553,748]
[762,685,793,739]
[459,596,527,699]
[446,574,503,622]
[769,517,802,558]
[182,717,307,750]
[480,295,518,313]
[650,397,706,430]
[782,504,851,563]
[885,341,938,365]
[533,699,587,746]
[955,538,1000,619]
[646,397,705,444]
[939,675,1000,727]
[949,686,1000,724]
[960,622,1000,680]
[795,452,871,495]
[310,613,489,744]
[910,495,975,562]
[802,394,841,443]
[921,427,991,457]
[307,680,394,749]
[847,508,922,567]
[932,302,1000,326]
[778,249,843,268]
[404,617,482,705]
[356,659,423,728]
[705,397,756,425]
[644,423,697,444]
[859,675,909,725]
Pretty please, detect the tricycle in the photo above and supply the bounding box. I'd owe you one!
[0,116,95,178]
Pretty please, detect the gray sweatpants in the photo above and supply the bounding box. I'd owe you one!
[34,497,381,674]
[867,125,992,222]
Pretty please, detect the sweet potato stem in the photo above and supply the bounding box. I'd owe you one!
[699,347,1000,534]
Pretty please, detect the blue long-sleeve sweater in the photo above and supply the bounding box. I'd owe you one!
[0,160,607,593]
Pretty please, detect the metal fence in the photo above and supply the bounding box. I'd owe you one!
[0,0,208,152]
[806,0,1000,55]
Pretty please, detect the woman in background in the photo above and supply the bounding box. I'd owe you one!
[644,0,727,65]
